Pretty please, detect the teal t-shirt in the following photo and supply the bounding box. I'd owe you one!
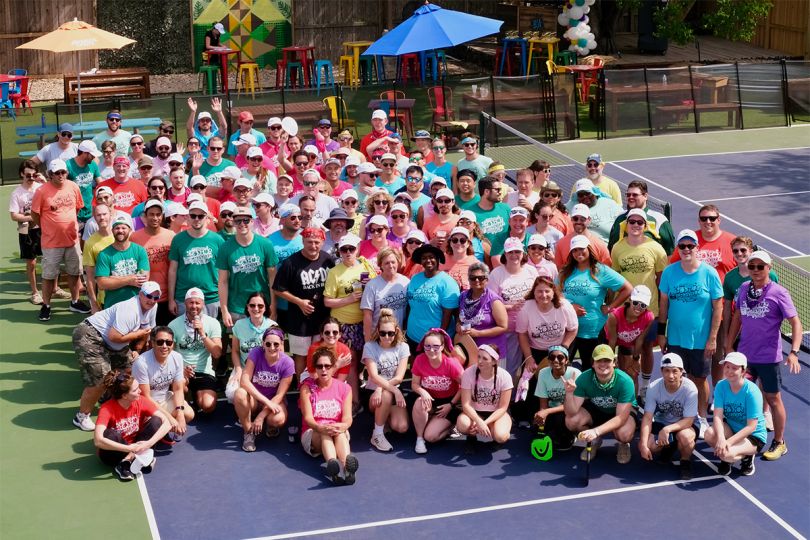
[456,155,493,180]
[94,242,150,307]
[472,202,510,250]
[714,379,767,443]
[168,314,222,376]
[216,235,279,315]
[457,194,481,211]
[536,365,582,407]
[405,271,460,342]
[199,158,236,188]
[426,161,453,189]
[231,316,273,366]
[561,264,626,339]
[66,158,100,222]
[574,368,637,414]
[375,176,406,196]
[659,262,723,349]
[168,231,225,303]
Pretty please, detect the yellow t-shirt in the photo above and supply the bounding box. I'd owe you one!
[323,257,377,324]
[610,237,668,316]
[83,231,115,305]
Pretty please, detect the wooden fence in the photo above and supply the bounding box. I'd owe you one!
[751,0,809,58]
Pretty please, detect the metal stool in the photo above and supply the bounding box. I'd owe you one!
[313,60,334,95]
[339,55,357,88]
[198,65,220,94]
[237,62,261,97]
[359,57,377,85]
[554,50,577,66]
[285,61,304,89]
[397,53,421,84]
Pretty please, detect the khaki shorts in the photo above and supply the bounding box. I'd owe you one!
[301,427,350,457]
[72,321,131,387]
[42,244,82,279]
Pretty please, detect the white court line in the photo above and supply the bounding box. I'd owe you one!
[700,190,810,203]
[136,475,161,540]
[691,451,806,539]
[610,163,806,256]
[609,145,810,163]
[783,255,810,260]
[245,476,724,540]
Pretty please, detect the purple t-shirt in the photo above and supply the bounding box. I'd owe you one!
[246,348,295,398]
[459,289,507,353]
[736,281,797,364]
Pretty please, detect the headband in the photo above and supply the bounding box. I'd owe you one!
[478,344,499,361]
[417,328,454,353]
[262,326,285,342]
[301,227,325,241]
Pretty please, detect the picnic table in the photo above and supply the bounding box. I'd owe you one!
[16,117,163,150]
[63,68,151,104]
[230,102,327,128]
[604,82,692,131]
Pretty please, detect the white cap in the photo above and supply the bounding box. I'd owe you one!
[220,201,237,214]
[380,153,397,163]
[197,111,212,121]
[156,136,172,148]
[303,145,319,155]
[340,189,359,201]
[371,109,387,120]
[338,233,361,248]
[185,287,205,300]
[78,140,102,157]
[357,163,379,174]
[574,178,596,194]
[267,117,283,128]
[213,23,225,33]
[660,353,685,371]
[302,168,320,179]
[186,193,203,204]
[344,156,361,167]
[528,233,548,247]
[366,215,389,228]
[235,133,256,146]
[450,226,470,239]
[48,159,68,173]
[430,176,448,186]
[140,281,161,296]
[246,146,263,159]
[111,213,134,229]
[233,178,253,190]
[406,229,427,243]
[630,285,652,306]
[570,234,590,250]
[571,203,591,219]
[333,147,350,156]
[510,207,529,219]
[748,250,772,265]
[188,201,209,214]
[721,352,747,368]
[458,210,477,223]
[252,193,275,205]
[324,158,341,168]
[278,203,301,218]
[676,229,699,245]
[435,188,454,200]
[189,175,206,187]
[503,237,524,253]
[95,185,113,197]
[165,202,188,217]
[626,208,646,220]
[391,203,409,215]
[221,166,242,180]
[168,153,184,164]
[143,199,164,212]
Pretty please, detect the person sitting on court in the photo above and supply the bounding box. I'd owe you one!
[94,369,173,482]
[362,308,411,452]
[411,329,464,455]
[704,352,767,477]
[563,344,637,464]
[637,352,699,480]
[533,346,581,452]
[456,344,514,455]
[235,326,295,453]
[132,326,194,444]
[299,347,359,485]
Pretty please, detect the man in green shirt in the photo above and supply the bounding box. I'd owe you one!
[95,214,150,308]
[564,344,637,464]
[66,140,102,224]
[472,176,510,250]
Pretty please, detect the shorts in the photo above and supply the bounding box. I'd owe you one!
[42,244,82,279]
[723,420,766,452]
[583,400,638,428]
[72,321,132,387]
[410,395,461,424]
[746,363,782,394]
[288,334,315,356]
[19,229,42,260]
[188,373,218,394]
[652,420,699,442]
[177,301,220,319]
[339,322,365,353]
[644,320,658,343]
[667,345,709,378]
[301,426,350,457]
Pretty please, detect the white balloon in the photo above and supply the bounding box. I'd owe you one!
[586,0,596,6]
[587,33,595,40]
[558,12,570,26]
[568,6,583,19]
[583,5,590,14]
[587,40,597,49]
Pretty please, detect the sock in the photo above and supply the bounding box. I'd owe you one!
[640,372,651,389]
[416,436,425,444]
[373,423,384,436]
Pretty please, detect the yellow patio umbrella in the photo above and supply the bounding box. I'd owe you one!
[17,18,136,121]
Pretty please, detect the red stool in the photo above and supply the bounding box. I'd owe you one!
[398,53,422,84]
[493,47,514,76]
[275,60,287,89]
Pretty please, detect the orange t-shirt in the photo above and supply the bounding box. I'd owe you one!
[423,212,459,240]
[30,180,83,249]
[554,231,612,268]
[96,177,148,214]
[130,227,175,302]
[306,340,352,376]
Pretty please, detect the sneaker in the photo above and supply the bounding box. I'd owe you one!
[343,454,359,485]
[717,461,731,476]
[448,427,464,440]
[72,411,95,431]
[740,455,756,476]
[242,432,256,452]
[580,438,602,461]
[53,287,71,299]
[370,432,393,452]
[38,304,51,321]
[679,459,693,480]
[464,436,478,456]
[325,458,344,485]
[30,292,43,305]
[617,442,632,464]
[518,420,531,430]
[287,425,299,444]
[140,458,157,475]
[763,411,774,432]
[161,432,182,446]
[763,440,788,461]
[414,438,427,454]
[555,437,575,452]
[69,300,91,314]
[265,426,280,438]
[114,460,135,482]
[697,416,709,440]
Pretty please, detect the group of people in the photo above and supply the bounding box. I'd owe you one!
[11,103,802,484]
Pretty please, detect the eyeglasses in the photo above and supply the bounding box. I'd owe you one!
[264,342,282,349]
[248,303,265,309]
[130,141,144,147]
[339,246,357,253]
[209,147,224,152]
[155,339,174,346]
[191,185,206,190]
[699,215,719,222]
[370,227,387,234]
[732,248,748,254]
[463,143,476,148]
[315,363,332,370]
[406,239,423,246]
[469,275,487,282]
[450,237,467,244]
[143,292,161,300]
[406,176,422,183]
[678,243,696,251]
[323,330,339,337]
[632,300,648,309]
[432,146,446,151]
[60,131,73,138]
[747,263,766,271]
[161,128,175,134]
[373,200,389,206]
[342,199,358,205]
[627,219,645,226]
[549,354,566,362]
[295,161,309,167]
[436,198,452,204]
[391,213,407,220]
[542,192,560,198]
[234,217,251,225]
[571,216,588,223]
[423,344,442,351]
[303,181,319,187]
[189,213,207,220]
[379,330,396,337]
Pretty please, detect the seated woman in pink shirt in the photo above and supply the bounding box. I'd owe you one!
[299,347,359,485]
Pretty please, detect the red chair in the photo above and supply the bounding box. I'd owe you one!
[494,47,514,76]
[427,86,454,131]
[380,90,411,137]
[10,76,32,113]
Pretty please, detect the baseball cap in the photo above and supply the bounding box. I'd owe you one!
[357,163,380,175]
[220,201,237,214]
[189,175,207,187]
[570,235,590,250]
[338,233,361,248]
[235,133,257,146]
[592,344,615,361]
[168,153,184,164]
[213,23,225,33]
[333,147,351,157]
[435,188,454,200]
[144,199,164,212]
[232,206,252,218]
[449,226,470,239]
[574,178,596,194]
[111,213,133,229]
[660,353,685,371]
[371,109,387,120]
[391,203,409,215]
[503,237,524,253]
[388,133,402,142]
[156,136,172,149]
[366,215,389,228]
[58,122,74,133]
[252,193,275,206]
[324,158,341,168]
[197,111,212,121]
[676,229,699,245]
[185,287,205,300]
[571,204,591,219]
[528,233,548,247]
[458,210,477,223]
[48,159,68,173]
[78,140,101,157]
[626,208,646,220]
[720,352,747,368]
[510,207,529,219]
[411,129,431,140]
[406,229,427,243]
[630,285,652,306]
[165,202,188,217]
[95,185,113,197]
[380,153,397,163]
[188,201,209,214]
[246,146,263,159]
[303,145,319,156]
[238,111,254,122]
[430,176,448,187]
[267,117,282,128]
[278,203,301,218]
[137,156,153,168]
[233,178,253,190]
[340,189,359,201]
[140,281,161,296]
[317,118,332,127]
[186,194,203,204]
[586,153,602,164]
[748,250,772,265]
[221,166,242,180]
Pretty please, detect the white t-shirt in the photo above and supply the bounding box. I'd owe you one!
[9,183,41,234]
[515,299,579,351]
[35,142,78,169]
[292,193,337,222]
[86,295,157,350]
[644,377,699,425]
[360,274,410,329]
[132,349,185,403]
[460,365,514,412]
[361,341,410,390]
[504,190,540,209]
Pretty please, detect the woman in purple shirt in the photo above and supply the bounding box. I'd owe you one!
[457,262,508,359]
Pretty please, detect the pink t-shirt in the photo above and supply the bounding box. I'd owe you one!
[412,353,463,399]
[515,299,579,351]
[423,213,459,240]
[301,378,351,432]
[488,264,539,331]
[460,366,514,412]
[441,254,478,290]
[606,306,655,348]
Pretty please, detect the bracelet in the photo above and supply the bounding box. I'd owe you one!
[657,321,667,335]
[593,428,600,437]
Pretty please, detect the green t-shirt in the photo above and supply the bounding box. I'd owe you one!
[722,267,779,300]
[216,235,279,315]
[168,231,225,303]
[66,158,100,222]
[457,194,481,211]
[94,242,150,307]
[199,158,236,188]
[168,314,222,376]
[472,202,511,252]
[574,368,637,414]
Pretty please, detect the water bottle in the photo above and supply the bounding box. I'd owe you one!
[662,74,667,86]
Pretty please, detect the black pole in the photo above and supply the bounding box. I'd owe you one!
[643,67,653,137]
[734,61,744,130]
[780,58,791,127]
[687,65,698,133]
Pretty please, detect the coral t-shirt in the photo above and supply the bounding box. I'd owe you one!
[130,228,175,303]
[96,396,158,444]
[30,180,83,249]
[96,177,148,214]
[306,340,352,376]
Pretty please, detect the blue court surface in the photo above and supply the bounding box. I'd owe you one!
[142,350,809,540]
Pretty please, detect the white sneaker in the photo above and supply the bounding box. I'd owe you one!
[580,438,602,461]
[371,432,393,452]
[414,438,427,454]
[73,412,95,431]
[698,416,709,439]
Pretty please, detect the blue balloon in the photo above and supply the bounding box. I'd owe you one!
[577,38,588,47]
[569,18,580,27]
[575,0,586,5]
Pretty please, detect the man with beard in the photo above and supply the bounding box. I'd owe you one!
[92,110,131,157]
[95,213,150,308]
[65,140,102,229]
[554,204,612,267]
[96,156,148,214]
[132,200,176,325]
[152,137,174,176]
[83,203,115,313]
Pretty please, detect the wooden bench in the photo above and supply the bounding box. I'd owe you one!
[436,111,575,146]
[64,68,151,104]
[655,102,740,130]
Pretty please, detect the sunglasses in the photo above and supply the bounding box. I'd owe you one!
[161,128,175,134]
[287,215,302,221]
[699,215,719,222]
[528,245,546,250]
[626,192,643,198]
[406,239,423,246]
[370,227,387,234]
[220,212,234,218]
[423,344,442,351]
[571,216,588,223]
[677,243,696,251]
[130,141,144,147]
[450,237,467,244]
[747,263,766,271]
[264,342,282,349]
[463,143,476,148]
[339,137,351,142]
[632,300,648,309]
[381,163,396,168]
[339,246,357,253]
[209,147,224,151]
[248,303,265,309]
[143,292,161,300]
[342,199,358,205]
[379,330,396,337]
[150,185,165,191]
[406,176,422,183]
[269,125,282,130]
[732,248,748,254]
[60,131,73,138]
[391,213,407,220]
[469,275,487,282]
[187,141,200,146]
[542,192,560,198]
[436,198,452,204]
[157,146,171,151]
[295,161,309,167]
[373,200,389,206]
[315,363,332,370]
[51,170,67,175]
[107,118,121,123]
[191,185,206,190]
[549,354,566,361]
[322,330,339,337]
[249,156,263,161]
[234,218,251,225]
[586,163,599,169]
[140,165,154,170]
[303,181,319,187]
[155,339,174,346]
[627,219,646,226]
[23,173,37,179]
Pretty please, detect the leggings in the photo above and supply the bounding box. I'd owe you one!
[97,415,162,467]
[568,335,603,371]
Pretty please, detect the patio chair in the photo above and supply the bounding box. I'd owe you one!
[0,82,16,119]
[322,96,358,139]
[10,76,32,113]
[427,86,454,132]
[379,90,409,137]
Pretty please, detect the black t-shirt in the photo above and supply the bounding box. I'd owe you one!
[204,30,221,48]
[273,250,334,336]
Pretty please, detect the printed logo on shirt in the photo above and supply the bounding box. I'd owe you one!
[48,193,77,213]
[145,244,171,264]
[151,372,175,393]
[183,246,214,266]
[619,253,652,274]
[654,399,684,420]
[501,283,531,305]
[112,257,138,276]
[697,249,721,268]
[410,282,441,303]
[177,333,204,351]
[473,385,498,406]
[114,415,140,438]
[531,321,563,341]
[564,280,594,298]
[421,375,452,392]
[206,172,223,187]
[115,191,136,210]
[479,216,506,236]
[723,401,745,425]
[73,171,94,188]
[739,300,770,319]
[546,386,564,404]
[313,397,342,421]
[668,282,703,303]
[617,328,643,343]
[232,253,262,274]
[253,371,280,388]
[380,290,407,311]
[240,337,261,355]
[300,267,329,289]
[591,395,618,410]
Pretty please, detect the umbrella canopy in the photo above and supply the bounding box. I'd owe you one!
[17,19,136,53]
[363,2,503,56]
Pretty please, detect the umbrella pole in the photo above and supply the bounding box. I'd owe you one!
[77,60,83,124]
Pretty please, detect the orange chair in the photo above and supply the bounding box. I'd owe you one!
[427,86,454,131]
[379,90,410,138]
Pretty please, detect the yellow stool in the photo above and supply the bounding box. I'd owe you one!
[339,55,357,88]
[527,37,559,76]
[237,62,261,97]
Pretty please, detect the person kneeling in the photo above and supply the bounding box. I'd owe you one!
[456,344,513,455]
[94,369,173,481]
[533,345,581,451]
[300,348,359,485]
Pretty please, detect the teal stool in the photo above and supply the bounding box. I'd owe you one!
[314,60,334,95]
[285,61,304,88]
[435,50,448,77]
[359,57,377,85]
[554,51,577,66]
[198,65,220,94]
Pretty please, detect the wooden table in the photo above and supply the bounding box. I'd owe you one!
[604,82,692,131]
[460,89,555,116]
[367,98,415,138]
[63,68,151,104]
[563,64,603,103]
[206,48,240,93]
[230,102,327,127]
[343,41,374,82]
[282,45,316,87]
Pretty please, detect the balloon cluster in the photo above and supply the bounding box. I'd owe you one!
[557,0,597,56]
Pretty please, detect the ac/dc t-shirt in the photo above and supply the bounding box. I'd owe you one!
[273,251,335,336]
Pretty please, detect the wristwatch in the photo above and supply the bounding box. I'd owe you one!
[175,405,185,410]
[790,349,800,356]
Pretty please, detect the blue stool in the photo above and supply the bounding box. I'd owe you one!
[313,60,334,95]
[359,57,377,85]
[420,52,438,83]
[500,38,527,76]
[285,61,304,88]
[435,50,448,77]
